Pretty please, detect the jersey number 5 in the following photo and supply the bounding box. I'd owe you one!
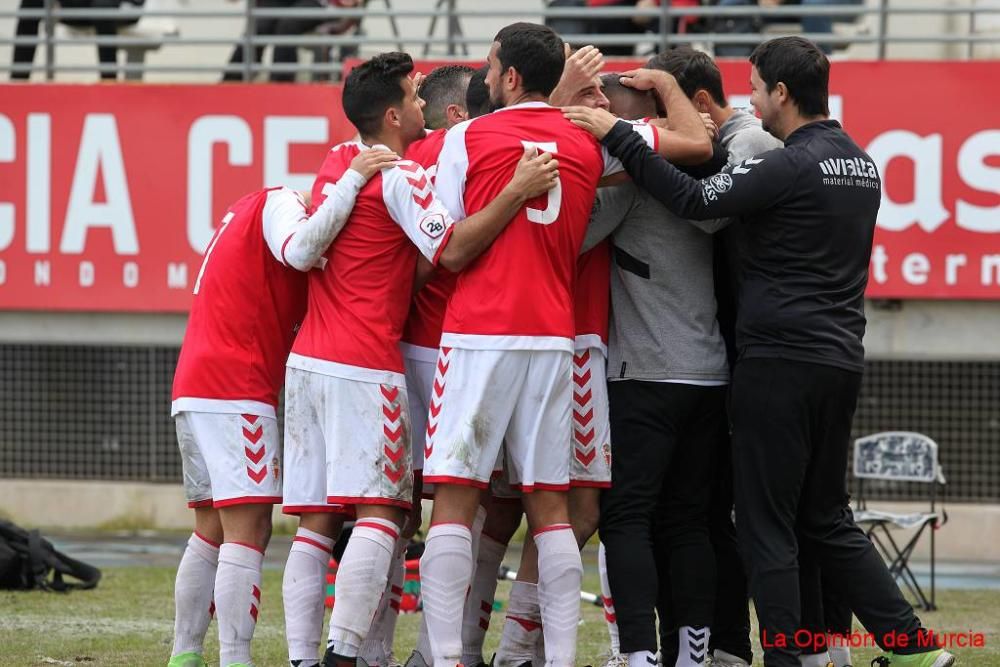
[520,140,562,225]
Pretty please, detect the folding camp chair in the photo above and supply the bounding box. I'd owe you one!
[853,431,947,611]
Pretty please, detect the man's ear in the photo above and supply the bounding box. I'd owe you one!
[504,66,519,92]
[448,104,469,125]
[384,105,402,129]
[774,81,790,106]
[693,89,713,113]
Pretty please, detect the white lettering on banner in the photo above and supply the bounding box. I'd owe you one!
[0,114,14,251]
[901,253,930,285]
[187,116,252,254]
[946,254,968,285]
[0,260,5,285]
[167,262,188,289]
[866,131,949,233]
[956,130,1000,233]
[983,255,1000,286]
[123,261,139,288]
[870,244,889,284]
[264,116,327,190]
[34,260,50,286]
[79,260,95,287]
[27,113,50,253]
[871,246,1000,288]
[60,114,138,254]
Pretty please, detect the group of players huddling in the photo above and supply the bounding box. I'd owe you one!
[167,18,956,667]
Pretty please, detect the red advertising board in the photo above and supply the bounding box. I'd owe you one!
[0,62,997,312]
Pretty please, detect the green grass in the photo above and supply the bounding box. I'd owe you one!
[0,564,997,666]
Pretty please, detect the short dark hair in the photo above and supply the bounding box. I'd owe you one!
[646,47,727,107]
[600,72,656,118]
[421,65,474,130]
[749,36,830,117]
[465,65,491,118]
[342,52,414,136]
[493,22,565,97]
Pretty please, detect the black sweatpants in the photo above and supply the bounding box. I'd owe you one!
[658,424,753,666]
[730,358,929,666]
[600,380,725,653]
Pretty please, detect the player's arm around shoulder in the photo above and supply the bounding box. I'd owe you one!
[267,148,398,271]
[436,145,561,273]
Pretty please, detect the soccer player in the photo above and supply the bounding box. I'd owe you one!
[419,22,711,667]
[565,37,955,667]
[359,63,475,667]
[168,146,397,667]
[277,51,558,667]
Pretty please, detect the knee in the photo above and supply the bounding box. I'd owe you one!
[569,502,600,547]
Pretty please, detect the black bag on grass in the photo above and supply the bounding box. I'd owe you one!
[0,519,101,591]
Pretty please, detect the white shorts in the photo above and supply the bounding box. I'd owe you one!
[175,411,282,508]
[403,351,436,473]
[422,347,572,492]
[282,367,413,512]
[571,347,612,488]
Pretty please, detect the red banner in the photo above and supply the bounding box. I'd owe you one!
[0,62,997,312]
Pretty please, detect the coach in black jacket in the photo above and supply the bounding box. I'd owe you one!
[565,37,953,667]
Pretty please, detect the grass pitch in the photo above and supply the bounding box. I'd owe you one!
[0,563,998,666]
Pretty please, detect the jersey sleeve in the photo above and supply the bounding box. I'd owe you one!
[433,119,472,220]
[601,121,657,177]
[382,161,456,265]
[262,170,366,271]
[261,188,308,263]
[601,119,795,221]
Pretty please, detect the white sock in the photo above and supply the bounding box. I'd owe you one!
[495,581,542,667]
[676,626,710,666]
[172,532,219,657]
[215,542,264,667]
[460,533,507,666]
[534,525,583,667]
[360,538,407,666]
[799,652,833,667]
[627,650,657,667]
[283,527,334,665]
[598,542,620,655]
[419,523,474,667]
[382,539,407,658]
[327,518,399,658]
[827,634,852,667]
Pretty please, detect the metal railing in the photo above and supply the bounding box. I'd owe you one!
[1,2,998,81]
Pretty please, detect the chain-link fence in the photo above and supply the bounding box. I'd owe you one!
[1,343,997,502]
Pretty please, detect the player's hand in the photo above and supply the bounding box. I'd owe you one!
[701,112,719,140]
[619,68,677,93]
[550,44,604,107]
[562,105,618,140]
[509,145,559,200]
[411,71,427,93]
[349,148,399,180]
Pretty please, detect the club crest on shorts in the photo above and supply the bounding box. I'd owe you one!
[419,213,447,239]
[603,442,612,468]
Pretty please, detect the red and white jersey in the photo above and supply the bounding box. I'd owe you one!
[401,128,458,359]
[574,240,611,354]
[434,101,655,352]
[289,141,455,381]
[172,187,313,417]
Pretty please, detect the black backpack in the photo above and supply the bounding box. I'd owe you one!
[0,519,102,592]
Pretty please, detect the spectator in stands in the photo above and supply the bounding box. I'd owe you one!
[712,0,862,57]
[222,0,365,83]
[11,0,146,80]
